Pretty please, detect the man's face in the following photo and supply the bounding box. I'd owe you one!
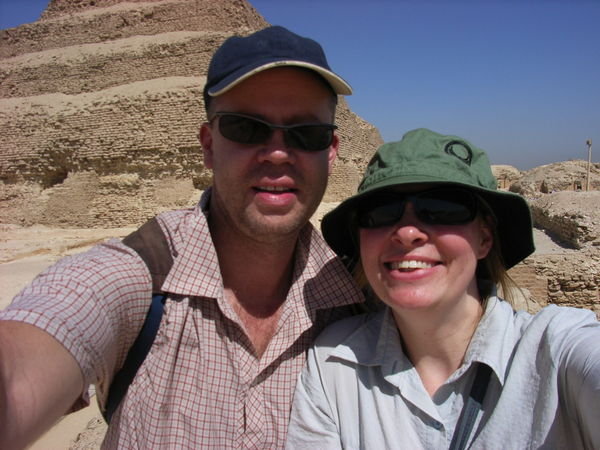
[200,67,338,244]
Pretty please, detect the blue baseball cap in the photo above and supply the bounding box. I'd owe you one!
[203,26,352,107]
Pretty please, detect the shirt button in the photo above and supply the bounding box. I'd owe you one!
[432,421,442,430]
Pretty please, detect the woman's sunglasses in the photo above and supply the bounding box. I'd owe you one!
[356,188,479,228]
[212,112,337,152]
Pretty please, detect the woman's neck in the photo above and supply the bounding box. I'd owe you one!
[392,295,484,396]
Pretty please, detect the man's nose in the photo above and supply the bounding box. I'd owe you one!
[257,129,296,164]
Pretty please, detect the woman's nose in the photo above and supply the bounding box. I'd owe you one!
[391,203,428,246]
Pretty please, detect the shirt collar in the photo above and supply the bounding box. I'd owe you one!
[162,189,363,317]
[461,295,517,385]
[161,189,223,298]
[330,308,405,370]
[330,296,517,387]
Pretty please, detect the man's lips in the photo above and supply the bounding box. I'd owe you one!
[254,185,296,193]
[252,185,298,208]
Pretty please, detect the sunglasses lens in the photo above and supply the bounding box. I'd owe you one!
[286,126,334,152]
[218,115,270,145]
[217,114,334,151]
[357,196,405,228]
[415,190,477,224]
[357,189,477,228]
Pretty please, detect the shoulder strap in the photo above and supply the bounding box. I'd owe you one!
[103,293,166,423]
[121,217,173,292]
[102,217,174,423]
[449,363,492,450]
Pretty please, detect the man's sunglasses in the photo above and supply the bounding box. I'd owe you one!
[356,188,479,228]
[211,112,337,152]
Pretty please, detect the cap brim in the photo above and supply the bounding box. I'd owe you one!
[207,60,352,96]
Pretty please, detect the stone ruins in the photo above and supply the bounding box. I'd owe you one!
[492,163,599,316]
[0,0,598,316]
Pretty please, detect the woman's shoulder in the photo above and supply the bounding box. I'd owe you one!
[510,303,600,355]
[313,309,386,350]
[516,303,598,330]
[482,297,598,352]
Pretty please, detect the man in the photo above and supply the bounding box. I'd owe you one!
[0,26,364,448]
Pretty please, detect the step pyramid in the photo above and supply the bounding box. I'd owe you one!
[0,0,382,227]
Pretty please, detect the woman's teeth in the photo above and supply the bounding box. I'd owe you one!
[388,260,435,270]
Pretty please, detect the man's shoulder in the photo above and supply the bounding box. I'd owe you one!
[155,205,204,231]
[154,190,209,237]
[152,204,209,248]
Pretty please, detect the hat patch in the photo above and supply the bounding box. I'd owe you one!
[444,140,473,166]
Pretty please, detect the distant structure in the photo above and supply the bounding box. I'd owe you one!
[507,160,600,197]
[0,0,382,227]
[491,165,522,190]
[586,139,593,191]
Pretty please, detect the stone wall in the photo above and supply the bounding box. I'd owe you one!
[508,251,599,318]
[1,31,229,97]
[519,254,600,317]
[1,77,207,187]
[507,263,547,310]
[530,191,600,249]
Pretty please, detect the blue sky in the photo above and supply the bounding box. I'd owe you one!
[1,0,598,170]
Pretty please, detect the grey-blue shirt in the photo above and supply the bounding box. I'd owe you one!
[287,297,600,449]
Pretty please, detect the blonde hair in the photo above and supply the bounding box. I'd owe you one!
[477,230,521,305]
[475,199,527,306]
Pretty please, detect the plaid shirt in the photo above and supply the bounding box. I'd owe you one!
[1,190,364,448]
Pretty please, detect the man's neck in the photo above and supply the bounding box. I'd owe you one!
[219,241,297,358]
[208,213,302,357]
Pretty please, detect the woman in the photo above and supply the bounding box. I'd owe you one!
[286,129,600,449]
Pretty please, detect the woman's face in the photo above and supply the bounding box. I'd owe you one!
[358,186,493,315]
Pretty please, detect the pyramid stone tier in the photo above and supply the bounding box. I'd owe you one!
[0,0,268,59]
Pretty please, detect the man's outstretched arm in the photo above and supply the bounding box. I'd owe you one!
[0,321,84,450]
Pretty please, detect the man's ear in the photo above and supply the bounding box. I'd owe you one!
[199,123,214,169]
[327,133,339,175]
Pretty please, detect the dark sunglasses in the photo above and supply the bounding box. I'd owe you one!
[212,112,337,152]
[356,188,479,228]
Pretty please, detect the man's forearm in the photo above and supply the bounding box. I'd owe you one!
[0,321,84,449]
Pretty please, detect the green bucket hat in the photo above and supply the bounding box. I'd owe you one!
[322,128,535,269]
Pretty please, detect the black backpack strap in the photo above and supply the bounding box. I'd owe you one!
[102,217,174,423]
[103,293,166,423]
[449,363,492,450]
[121,217,173,291]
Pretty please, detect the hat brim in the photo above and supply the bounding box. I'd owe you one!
[321,182,535,270]
[207,60,352,96]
